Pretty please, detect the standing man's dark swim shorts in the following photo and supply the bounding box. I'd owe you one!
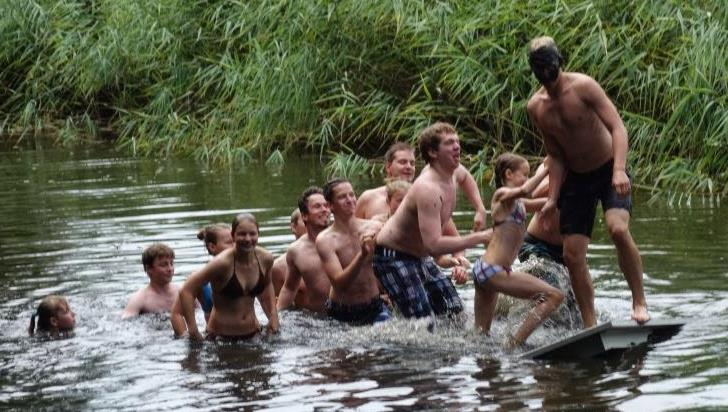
[558,159,632,237]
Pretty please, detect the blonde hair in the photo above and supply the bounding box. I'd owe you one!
[28,295,69,335]
[385,179,412,200]
[528,36,557,53]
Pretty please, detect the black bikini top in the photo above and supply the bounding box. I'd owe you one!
[220,251,267,299]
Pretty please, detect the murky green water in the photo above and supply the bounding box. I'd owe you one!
[1,143,726,411]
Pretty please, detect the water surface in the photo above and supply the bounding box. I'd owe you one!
[1,143,726,411]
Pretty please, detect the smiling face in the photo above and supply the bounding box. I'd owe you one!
[328,182,357,217]
[302,193,330,230]
[385,149,416,182]
[146,255,174,286]
[233,219,259,252]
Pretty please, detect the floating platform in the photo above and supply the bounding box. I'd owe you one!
[522,319,686,360]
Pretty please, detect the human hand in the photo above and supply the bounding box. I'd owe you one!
[612,170,630,197]
[360,234,376,256]
[472,208,487,232]
[451,265,469,285]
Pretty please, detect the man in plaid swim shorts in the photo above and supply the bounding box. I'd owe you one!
[374,122,491,319]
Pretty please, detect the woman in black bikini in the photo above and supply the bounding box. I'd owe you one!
[179,213,279,340]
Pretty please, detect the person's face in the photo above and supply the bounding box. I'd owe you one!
[385,150,416,182]
[505,161,530,187]
[303,193,330,230]
[387,189,408,215]
[529,47,562,85]
[329,182,357,217]
[209,230,233,256]
[430,133,461,169]
[53,301,76,331]
[291,215,307,239]
[146,256,174,285]
[233,220,259,252]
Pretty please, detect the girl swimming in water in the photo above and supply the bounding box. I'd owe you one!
[171,224,233,336]
[472,153,564,348]
[179,213,279,340]
[28,295,76,337]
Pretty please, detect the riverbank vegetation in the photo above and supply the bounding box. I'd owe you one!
[1,1,726,197]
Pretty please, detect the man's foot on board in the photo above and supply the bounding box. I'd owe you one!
[632,305,650,324]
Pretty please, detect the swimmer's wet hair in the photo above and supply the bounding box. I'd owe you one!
[142,243,175,270]
[29,295,69,335]
[197,223,231,254]
[494,153,528,188]
[232,212,259,233]
[385,179,412,200]
[384,142,414,164]
[418,122,457,164]
[322,178,350,203]
[298,186,324,214]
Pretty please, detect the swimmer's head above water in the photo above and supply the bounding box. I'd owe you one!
[528,36,564,85]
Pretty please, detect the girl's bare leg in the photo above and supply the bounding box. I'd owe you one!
[486,271,564,346]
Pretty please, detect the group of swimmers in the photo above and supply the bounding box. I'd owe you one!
[29,36,650,348]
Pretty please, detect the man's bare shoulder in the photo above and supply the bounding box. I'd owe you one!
[315,226,337,248]
[359,185,385,200]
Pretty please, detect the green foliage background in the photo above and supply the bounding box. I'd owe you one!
[1,0,726,195]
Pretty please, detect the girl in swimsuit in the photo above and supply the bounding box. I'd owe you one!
[179,213,279,340]
[29,295,76,337]
[472,153,564,348]
[171,224,233,336]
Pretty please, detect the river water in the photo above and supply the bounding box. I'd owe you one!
[1,143,726,411]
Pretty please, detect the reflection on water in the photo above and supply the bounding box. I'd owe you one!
[1,144,727,410]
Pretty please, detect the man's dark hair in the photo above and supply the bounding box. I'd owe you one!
[322,178,349,202]
[298,186,324,215]
[418,122,457,164]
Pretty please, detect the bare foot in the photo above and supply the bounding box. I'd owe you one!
[632,305,650,324]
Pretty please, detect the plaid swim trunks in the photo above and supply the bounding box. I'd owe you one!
[373,246,463,318]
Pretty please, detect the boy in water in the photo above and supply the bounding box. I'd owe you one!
[122,243,179,319]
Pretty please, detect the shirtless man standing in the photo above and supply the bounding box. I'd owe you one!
[374,122,490,318]
[271,207,306,300]
[317,178,390,325]
[526,36,649,327]
[122,243,179,319]
[277,187,332,313]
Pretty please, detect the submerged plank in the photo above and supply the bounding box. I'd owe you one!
[522,319,686,360]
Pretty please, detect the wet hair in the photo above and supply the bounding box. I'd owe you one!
[384,142,414,164]
[197,223,231,255]
[290,208,302,225]
[494,153,528,188]
[385,179,412,201]
[418,122,457,164]
[297,186,324,214]
[28,295,69,335]
[141,243,175,270]
[231,212,259,234]
[322,178,349,203]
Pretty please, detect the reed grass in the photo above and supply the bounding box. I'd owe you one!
[1,0,726,197]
